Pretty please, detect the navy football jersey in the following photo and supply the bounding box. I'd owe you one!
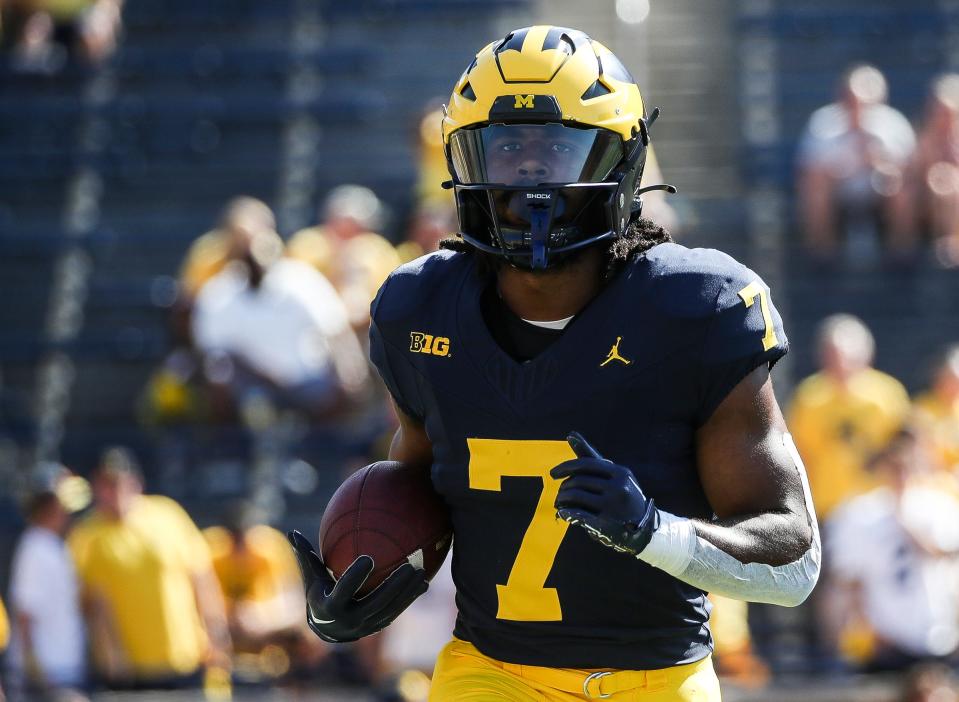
[368,242,787,669]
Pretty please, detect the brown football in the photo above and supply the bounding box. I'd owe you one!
[319,461,452,597]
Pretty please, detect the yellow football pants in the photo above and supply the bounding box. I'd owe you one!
[429,638,722,701]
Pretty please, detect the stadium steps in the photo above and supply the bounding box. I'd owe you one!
[646,0,742,205]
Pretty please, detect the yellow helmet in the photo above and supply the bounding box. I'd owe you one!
[442,26,664,269]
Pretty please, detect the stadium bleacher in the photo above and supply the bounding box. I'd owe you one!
[735,0,959,391]
[0,0,529,525]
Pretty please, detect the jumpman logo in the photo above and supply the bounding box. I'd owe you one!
[600,336,632,367]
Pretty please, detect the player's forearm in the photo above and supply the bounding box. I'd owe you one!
[387,406,433,467]
[638,509,820,607]
[693,510,812,567]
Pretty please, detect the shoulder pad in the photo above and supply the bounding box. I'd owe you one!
[639,243,761,320]
[371,249,469,325]
[639,244,788,424]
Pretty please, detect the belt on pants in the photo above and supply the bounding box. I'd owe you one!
[499,660,674,699]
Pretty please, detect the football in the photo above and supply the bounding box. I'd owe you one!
[319,461,452,597]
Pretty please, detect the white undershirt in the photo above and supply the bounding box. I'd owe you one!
[520,316,574,330]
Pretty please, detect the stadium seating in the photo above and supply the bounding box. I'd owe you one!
[0,0,529,533]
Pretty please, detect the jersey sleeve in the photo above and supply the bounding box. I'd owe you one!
[369,279,427,423]
[697,269,788,425]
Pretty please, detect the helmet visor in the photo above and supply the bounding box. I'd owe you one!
[449,124,624,186]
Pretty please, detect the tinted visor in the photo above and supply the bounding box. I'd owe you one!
[449,124,624,186]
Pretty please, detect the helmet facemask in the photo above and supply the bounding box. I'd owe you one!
[448,122,646,270]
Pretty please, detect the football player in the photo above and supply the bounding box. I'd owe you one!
[290,25,820,701]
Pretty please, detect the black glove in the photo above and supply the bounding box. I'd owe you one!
[287,530,428,643]
[551,431,660,556]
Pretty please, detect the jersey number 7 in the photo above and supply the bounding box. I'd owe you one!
[467,438,575,621]
[738,281,779,351]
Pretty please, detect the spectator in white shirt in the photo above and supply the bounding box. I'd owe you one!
[7,469,89,700]
[797,64,917,265]
[191,220,369,421]
[825,428,959,672]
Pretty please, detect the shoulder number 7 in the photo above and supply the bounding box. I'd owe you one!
[737,281,779,351]
[467,438,574,622]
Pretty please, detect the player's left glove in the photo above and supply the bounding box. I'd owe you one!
[288,530,427,643]
[551,431,660,556]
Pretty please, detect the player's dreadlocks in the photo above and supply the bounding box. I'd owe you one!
[439,216,672,281]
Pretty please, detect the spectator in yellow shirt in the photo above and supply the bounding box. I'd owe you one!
[913,345,959,473]
[286,185,401,332]
[788,314,910,520]
[0,594,7,652]
[68,448,231,689]
[203,501,325,679]
[0,594,8,701]
[204,503,303,647]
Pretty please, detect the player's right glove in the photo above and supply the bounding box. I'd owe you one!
[287,530,428,643]
[551,431,660,557]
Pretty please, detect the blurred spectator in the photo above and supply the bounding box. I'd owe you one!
[797,64,916,264]
[191,219,369,421]
[913,345,959,474]
[903,75,959,267]
[397,203,457,263]
[708,595,769,689]
[414,103,452,212]
[380,558,456,677]
[6,464,89,701]
[138,347,210,426]
[347,559,456,701]
[0,595,8,702]
[286,185,401,331]
[902,664,959,702]
[788,314,911,521]
[141,197,279,426]
[178,197,277,301]
[68,447,231,690]
[0,0,123,73]
[825,429,959,672]
[203,500,324,679]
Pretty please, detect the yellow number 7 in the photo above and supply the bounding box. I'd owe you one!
[737,281,779,351]
[467,438,575,622]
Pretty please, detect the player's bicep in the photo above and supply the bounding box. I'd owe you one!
[695,365,807,523]
[388,398,433,468]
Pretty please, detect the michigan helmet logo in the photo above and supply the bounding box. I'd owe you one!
[513,94,535,109]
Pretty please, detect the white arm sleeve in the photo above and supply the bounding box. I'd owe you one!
[637,433,821,607]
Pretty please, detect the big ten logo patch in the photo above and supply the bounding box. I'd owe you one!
[410,332,451,357]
